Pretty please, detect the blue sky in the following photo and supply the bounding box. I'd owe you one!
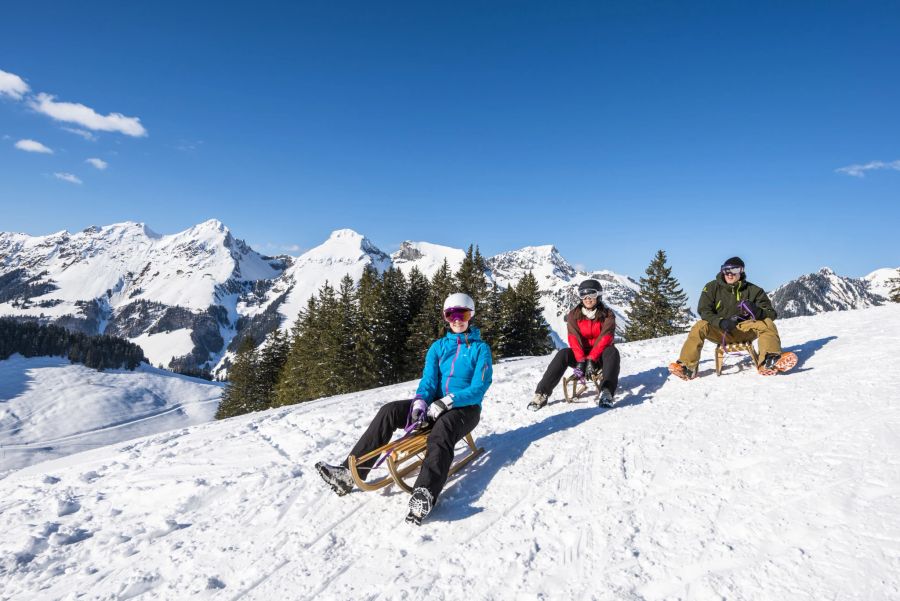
[1,1,898,303]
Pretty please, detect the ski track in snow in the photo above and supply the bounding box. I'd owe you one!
[1,305,899,600]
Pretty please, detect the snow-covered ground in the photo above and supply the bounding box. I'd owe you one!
[1,305,898,600]
[0,357,222,475]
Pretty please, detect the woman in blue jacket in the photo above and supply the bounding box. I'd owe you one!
[316,292,493,525]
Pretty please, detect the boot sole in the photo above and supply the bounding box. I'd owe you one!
[758,352,798,376]
[668,362,694,381]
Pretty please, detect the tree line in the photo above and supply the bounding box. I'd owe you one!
[0,317,145,370]
[216,246,554,419]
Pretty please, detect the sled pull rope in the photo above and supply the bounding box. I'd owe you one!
[373,419,430,469]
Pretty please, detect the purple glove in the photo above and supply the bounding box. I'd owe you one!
[410,397,428,423]
[572,361,586,381]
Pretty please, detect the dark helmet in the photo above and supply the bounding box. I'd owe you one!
[578,279,602,298]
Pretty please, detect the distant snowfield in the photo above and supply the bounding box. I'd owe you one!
[0,357,221,474]
[129,329,196,367]
[1,305,898,600]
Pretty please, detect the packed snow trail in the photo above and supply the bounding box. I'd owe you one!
[1,306,898,600]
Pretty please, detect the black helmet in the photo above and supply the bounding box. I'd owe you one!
[578,279,602,298]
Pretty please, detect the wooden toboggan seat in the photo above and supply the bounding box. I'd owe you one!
[347,429,484,493]
[715,341,759,376]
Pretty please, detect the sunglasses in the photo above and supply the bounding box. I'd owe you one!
[721,266,744,277]
[579,290,600,300]
[444,307,473,322]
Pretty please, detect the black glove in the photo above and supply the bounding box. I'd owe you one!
[739,301,761,320]
[720,315,741,334]
[585,360,598,378]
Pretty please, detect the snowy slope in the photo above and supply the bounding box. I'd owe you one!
[0,356,222,474]
[2,305,897,600]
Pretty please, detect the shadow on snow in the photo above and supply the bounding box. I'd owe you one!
[434,365,670,522]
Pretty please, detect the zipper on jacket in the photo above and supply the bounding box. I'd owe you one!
[445,335,462,395]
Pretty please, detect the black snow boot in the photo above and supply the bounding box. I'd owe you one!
[315,462,354,496]
[406,487,434,526]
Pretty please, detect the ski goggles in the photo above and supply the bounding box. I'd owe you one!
[444,307,473,322]
[720,265,744,277]
[579,289,600,300]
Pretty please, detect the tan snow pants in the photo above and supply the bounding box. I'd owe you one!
[677,318,782,371]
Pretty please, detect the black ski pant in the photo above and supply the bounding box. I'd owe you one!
[534,346,620,397]
[342,399,481,501]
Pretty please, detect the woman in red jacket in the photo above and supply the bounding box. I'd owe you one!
[528,279,620,410]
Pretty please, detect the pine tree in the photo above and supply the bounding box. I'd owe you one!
[401,267,431,379]
[378,267,409,384]
[216,336,260,418]
[353,266,384,390]
[493,272,552,357]
[454,245,496,344]
[888,269,900,303]
[624,250,691,341]
[256,328,290,409]
[274,301,313,407]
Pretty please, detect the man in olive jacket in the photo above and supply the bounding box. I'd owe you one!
[669,256,797,379]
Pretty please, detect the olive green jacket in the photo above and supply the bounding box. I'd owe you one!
[698,273,777,329]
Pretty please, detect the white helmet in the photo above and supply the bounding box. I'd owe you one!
[443,292,475,318]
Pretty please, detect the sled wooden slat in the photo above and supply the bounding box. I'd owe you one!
[347,431,484,494]
[562,370,603,402]
[715,341,759,376]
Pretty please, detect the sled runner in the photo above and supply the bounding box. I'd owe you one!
[715,341,759,376]
[347,429,484,494]
[562,369,604,402]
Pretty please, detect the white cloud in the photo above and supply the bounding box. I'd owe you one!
[63,127,98,141]
[29,92,147,137]
[14,138,53,154]
[836,160,900,178]
[0,69,30,100]
[54,172,83,184]
[85,157,108,170]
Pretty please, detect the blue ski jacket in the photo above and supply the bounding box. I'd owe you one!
[415,326,493,408]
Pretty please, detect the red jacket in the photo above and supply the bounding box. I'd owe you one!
[566,304,616,362]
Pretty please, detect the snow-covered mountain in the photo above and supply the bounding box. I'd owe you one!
[391,240,466,278]
[0,354,222,475]
[1,304,897,599]
[863,266,899,300]
[770,267,885,318]
[0,220,284,371]
[487,245,640,343]
[1,223,641,373]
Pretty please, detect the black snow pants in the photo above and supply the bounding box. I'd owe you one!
[534,346,620,397]
[343,399,481,501]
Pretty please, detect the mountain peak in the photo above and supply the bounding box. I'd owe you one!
[195,218,227,233]
[328,228,364,241]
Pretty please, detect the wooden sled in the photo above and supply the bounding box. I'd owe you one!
[715,341,759,376]
[347,430,484,494]
[562,370,604,402]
